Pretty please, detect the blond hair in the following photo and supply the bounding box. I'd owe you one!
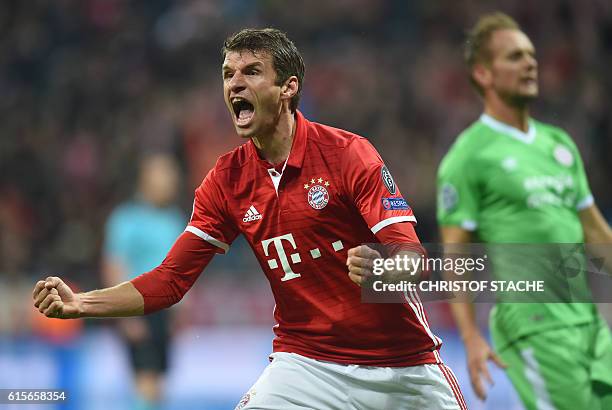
[465,12,520,93]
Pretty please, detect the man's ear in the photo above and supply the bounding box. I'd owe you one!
[472,64,492,90]
[281,76,299,100]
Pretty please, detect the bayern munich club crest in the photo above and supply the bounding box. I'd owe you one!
[304,177,330,210]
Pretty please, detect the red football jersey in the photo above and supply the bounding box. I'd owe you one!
[186,111,442,366]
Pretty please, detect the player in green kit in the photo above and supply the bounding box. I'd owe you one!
[437,12,612,410]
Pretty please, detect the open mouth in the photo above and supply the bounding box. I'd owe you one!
[231,98,255,127]
[521,75,537,84]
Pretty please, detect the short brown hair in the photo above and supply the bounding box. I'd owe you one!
[222,28,305,113]
[464,12,520,93]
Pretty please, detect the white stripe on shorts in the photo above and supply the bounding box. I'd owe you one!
[437,363,468,410]
[521,348,556,410]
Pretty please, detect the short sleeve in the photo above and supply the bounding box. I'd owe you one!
[103,207,131,261]
[562,133,593,211]
[436,146,480,231]
[341,137,416,236]
[187,168,239,253]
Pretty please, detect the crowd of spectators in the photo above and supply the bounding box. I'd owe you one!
[1,0,611,298]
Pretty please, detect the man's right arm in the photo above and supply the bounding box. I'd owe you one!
[33,231,217,319]
[441,226,506,400]
[33,279,144,318]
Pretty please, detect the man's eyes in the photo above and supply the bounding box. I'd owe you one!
[222,69,260,78]
[507,51,535,61]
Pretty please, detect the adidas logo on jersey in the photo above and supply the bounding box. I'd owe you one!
[243,205,263,223]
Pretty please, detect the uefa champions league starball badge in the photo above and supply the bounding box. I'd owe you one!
[304,177,330,210]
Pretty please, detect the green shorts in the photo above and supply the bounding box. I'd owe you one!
[491,316,612,410]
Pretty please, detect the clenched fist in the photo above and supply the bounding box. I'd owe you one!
[32,277,82,319]
[346,245,382,286]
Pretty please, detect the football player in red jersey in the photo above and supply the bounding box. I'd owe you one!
[33,28,466,409]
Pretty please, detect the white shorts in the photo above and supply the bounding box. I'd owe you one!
[235,352,467,410]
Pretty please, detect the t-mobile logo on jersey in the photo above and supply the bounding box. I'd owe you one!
[262,234,344,282]
[262,234,302,282]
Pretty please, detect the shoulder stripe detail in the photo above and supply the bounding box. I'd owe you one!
[371,216,416,234]
[185,226,229,253]
[576,194,594,211]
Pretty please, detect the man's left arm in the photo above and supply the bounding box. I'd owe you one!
[580,204,612,274]
[340,137,424,285]
[347,223,425,286]
[563,131,612,270]
[581,204,612,243]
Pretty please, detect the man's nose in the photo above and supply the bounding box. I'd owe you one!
[526,55,537,70]
[228,72,246,93]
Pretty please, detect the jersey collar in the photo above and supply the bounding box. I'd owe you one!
[247,110,308,169]
[480,113,536,144]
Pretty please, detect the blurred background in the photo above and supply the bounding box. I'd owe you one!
[1,0,611,409]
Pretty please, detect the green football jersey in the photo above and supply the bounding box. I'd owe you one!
[437,114,598,346]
